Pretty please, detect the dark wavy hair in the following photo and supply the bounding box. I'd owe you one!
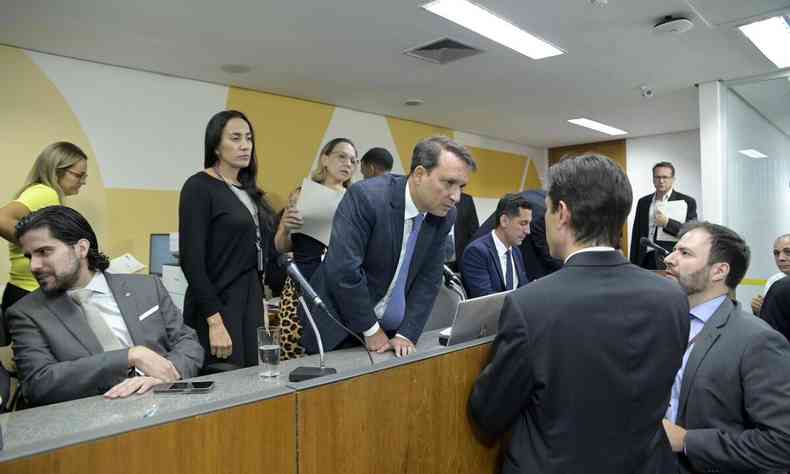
[15,205,110,272]
[204,110,274,231]
[546,154,632,247]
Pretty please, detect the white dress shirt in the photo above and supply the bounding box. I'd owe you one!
[364,181,422,341]
[67,272,132,347]
[647,189,673,248]
[491,230,519,290]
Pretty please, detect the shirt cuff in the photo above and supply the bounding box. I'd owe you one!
[363,322,380,337]
[394,333,412,343]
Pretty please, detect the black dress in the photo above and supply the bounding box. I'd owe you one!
[179,172,269,368]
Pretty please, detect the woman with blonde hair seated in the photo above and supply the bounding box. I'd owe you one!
[0,141,88,311]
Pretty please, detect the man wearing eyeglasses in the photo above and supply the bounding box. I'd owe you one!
[630,162,697,269]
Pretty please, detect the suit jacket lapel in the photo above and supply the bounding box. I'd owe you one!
[677,298,733,423]
[46,294,103,355]
[105,273,147,346]
[485,235,506,291]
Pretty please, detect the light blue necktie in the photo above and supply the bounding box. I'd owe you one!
[382,213,425,331]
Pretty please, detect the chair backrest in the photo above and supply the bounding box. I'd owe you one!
[0,308,7,347]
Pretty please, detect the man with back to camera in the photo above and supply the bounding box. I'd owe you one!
[469,154,689,473]
[302,137,476,357]
[751,233,790,315]
[662,222,790,473]
[359,147,394,179]
[7,206,203,406]
[461,193,531,298]
[631,161,698,269]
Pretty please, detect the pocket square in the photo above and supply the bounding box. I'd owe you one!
[139,305,159,321]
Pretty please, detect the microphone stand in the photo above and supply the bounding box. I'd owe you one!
[289,296,336,382]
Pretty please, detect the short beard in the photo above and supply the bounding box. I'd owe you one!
[678,265,711,296]
[39,254,82,296]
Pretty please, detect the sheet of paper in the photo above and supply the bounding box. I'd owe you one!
[440,326,452,337]
[294,178,346,246]
[656,200,688,242]
[107,253,146,274]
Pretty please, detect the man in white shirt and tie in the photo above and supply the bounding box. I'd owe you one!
[301,137,476,357]
[7,206,203,406]
[461,193,532,298]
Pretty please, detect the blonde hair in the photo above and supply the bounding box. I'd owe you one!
[15,142,88,202]
[310,138,357,188]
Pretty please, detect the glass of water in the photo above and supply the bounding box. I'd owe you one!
[257,326,281,378]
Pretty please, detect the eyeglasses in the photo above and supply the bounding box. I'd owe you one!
[65,169,88,183]
[653,175,673,181]
[330,151,358,165]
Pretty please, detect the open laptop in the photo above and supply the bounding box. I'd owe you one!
[440,290,512,346]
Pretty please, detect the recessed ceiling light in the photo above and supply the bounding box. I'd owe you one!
[738,149,768,159]
[421,0,564,60]
[404,98,425,106]
[739,16,790,68]
[220,64,252,74]
[568,118,628,136]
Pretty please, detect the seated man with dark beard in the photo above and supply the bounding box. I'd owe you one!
[7,206,203,406]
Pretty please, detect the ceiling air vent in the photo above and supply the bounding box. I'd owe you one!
[404,37,483,65]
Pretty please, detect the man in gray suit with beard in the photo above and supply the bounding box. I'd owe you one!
[8,206,203,406]
[662,222,790,473]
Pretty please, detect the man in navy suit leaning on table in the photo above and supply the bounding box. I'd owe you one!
[469,154,689,473]
[302,136,476,358]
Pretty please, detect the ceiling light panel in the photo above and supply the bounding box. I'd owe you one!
[739,16,790,68]
[568,118,628,136]
[421,0,564,60]
[738,149,768,158]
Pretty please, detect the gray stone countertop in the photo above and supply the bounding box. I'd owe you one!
[0,329,493,462]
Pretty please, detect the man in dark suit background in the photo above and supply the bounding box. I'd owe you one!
[359,147,394,179]
[662,222,790,473]
[630,161,697,269]
[476,189,561,280]
[7,206,203,406]
[760,275,790,343]
[469,154,689,473]
[461,193,530,298]
[445,192,479,273]
[303,137,476,357]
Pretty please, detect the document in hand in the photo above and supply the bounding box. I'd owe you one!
[295,178,346,246]
[656,200,688,242]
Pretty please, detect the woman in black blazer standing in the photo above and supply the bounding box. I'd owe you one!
[179,110,275,369]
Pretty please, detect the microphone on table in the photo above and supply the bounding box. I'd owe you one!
[277,255,372,382]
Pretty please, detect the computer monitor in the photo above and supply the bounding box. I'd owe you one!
[447,290,512,346]
[149,233,178,276]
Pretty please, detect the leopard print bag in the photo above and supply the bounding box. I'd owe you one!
[272,276,306,360]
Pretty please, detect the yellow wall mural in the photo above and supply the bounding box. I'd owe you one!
[0,45,107,285]
[0,45,543,286]
[226,87,335,211]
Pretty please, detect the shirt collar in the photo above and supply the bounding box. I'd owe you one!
[491,230,511,256]
[564,246,615,264]
[653,189,673,202]
[404,179,421,222]
[66,271,110,299]
[690,295,726,324]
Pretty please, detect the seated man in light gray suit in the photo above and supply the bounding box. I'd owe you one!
[7,206,203,406]
[662,221,790,473]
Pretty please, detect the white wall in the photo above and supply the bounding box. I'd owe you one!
[626,130,702,251]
